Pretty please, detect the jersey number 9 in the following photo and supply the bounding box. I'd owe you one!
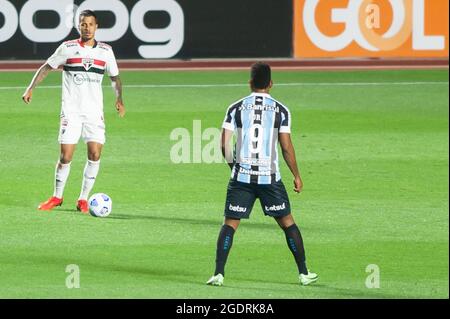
[249,124,263,155]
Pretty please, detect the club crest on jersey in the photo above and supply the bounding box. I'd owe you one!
[82,58,94,71]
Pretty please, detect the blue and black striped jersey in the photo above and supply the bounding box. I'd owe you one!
[222,92,291,184]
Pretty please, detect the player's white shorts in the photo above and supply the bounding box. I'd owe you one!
[58,113,106,145]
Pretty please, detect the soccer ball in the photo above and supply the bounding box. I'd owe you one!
[88,193,112,217]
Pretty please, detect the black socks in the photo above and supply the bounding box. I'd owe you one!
[284,224,308,275]
[213,223,307,277]
[214,224,235,276]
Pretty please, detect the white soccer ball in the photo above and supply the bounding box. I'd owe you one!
[88,193,112,217]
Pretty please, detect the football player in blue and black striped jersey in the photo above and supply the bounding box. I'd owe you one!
[207,62,318,286]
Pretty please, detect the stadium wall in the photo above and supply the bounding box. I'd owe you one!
[0,0,448,61]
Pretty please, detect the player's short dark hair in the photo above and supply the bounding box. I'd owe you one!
[251,62,272,89]
[79,10,98,24]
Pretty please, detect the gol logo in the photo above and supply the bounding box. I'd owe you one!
[295,0,448,57]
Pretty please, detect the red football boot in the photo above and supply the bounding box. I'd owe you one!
[77,199,89,214]
[38,196,63,211]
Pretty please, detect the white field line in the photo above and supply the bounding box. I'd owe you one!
[0,81,448,91]
[116,65,449,71]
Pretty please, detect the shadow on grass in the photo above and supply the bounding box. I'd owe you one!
[230,277,401,299]
[109,213,282,231]
[33,207,85,216]
[36,207,298,231]
[50,208,92,218]
[57,208,79,213]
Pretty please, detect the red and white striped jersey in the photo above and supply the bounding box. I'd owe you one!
[46,39,119,116]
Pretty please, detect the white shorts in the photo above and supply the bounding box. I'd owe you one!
[58,113,106,145]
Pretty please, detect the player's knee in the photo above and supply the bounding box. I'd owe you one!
[224,217,240,230]
[276,213,295,229]
[88,151,101,161]
[59,154,72,164]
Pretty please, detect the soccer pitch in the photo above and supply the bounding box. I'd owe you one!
[0,69,448,298]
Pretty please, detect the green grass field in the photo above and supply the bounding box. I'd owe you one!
[0,69,448,298]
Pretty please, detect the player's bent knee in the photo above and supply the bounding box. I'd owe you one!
[88,152,101,161]
[276,213,295,229]
[224,217,240,230]
[59,155,73,164]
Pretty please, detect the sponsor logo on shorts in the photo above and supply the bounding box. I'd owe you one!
[229,204,247,213]
[265,203,286,212]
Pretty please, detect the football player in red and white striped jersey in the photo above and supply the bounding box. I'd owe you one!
[22,10,126,213]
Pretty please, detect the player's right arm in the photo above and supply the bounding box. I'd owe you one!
[221,128,234,170]
[22,43,66,104]
[279,133,303,193]
[22,63,53,104]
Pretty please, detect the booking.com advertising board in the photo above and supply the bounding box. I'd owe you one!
[0,0,448,59]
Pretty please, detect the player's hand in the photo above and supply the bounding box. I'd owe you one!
[22,89,33,104]
[293,175,303,193]
[116,99,125,118]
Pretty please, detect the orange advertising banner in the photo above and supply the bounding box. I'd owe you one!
[294,0,449,58]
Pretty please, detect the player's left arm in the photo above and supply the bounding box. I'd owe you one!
[110,75,125,118]
[279,133,303,193]
[107,47,125,118]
